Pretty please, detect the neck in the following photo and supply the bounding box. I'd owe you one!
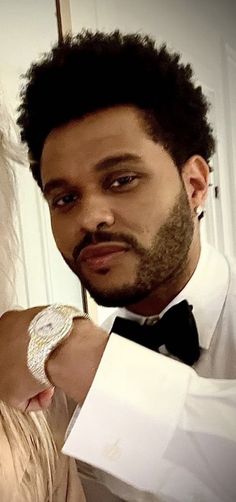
[127,237,201,317]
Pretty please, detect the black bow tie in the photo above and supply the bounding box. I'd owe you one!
[111,300,200,366]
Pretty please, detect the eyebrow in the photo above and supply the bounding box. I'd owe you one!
[94,153,142,171]
[43,179,72,198]
[43,153,142,197]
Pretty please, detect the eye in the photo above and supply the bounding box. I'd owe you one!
[109,175,139,190]
[52,192,78,209]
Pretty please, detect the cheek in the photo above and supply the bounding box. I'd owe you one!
[115,203,160,246]
[50,217,74,254]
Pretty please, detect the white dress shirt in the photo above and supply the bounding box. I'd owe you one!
[63,243,236,501]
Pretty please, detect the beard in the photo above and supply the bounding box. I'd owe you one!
[64,185,194,307]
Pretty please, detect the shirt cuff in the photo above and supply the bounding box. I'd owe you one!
[63,333,193,492]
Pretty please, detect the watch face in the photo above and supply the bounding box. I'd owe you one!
[35,309,71,338]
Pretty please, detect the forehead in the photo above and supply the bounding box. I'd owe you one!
[41,106,149,178]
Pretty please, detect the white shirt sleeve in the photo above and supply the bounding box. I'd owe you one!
[63,334,236,502]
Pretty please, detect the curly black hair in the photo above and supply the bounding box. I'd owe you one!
[17,30,215,189]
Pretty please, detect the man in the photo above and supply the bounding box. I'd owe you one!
[0,31,236,501]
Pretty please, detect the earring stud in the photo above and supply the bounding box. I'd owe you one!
[194,206,205,220]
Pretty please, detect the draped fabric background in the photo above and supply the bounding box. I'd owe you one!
[0,95,24,314]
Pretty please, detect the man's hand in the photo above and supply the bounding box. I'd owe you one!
[46,318,108,404]
[24,387,55,412]
[0,307,108,410]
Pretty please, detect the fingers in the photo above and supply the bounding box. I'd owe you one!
[24,387,55,412]
[38,387,55,407]
[24,397,44,412]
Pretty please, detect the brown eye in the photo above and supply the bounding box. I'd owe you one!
[110,175,138,189]
[52,193,78,208]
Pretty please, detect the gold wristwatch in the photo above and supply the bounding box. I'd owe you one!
[27,304,89,386]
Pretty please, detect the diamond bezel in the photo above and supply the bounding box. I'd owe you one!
[27,304,88,386]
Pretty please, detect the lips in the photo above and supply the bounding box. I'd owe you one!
[78,243,129,270]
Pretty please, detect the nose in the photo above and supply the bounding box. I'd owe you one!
[78,194,115,234]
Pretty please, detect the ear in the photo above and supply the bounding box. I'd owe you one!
[181,155,209,211]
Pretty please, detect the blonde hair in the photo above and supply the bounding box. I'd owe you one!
[0,93,57,501]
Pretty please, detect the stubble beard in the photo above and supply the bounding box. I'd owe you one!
[66,186,194,307]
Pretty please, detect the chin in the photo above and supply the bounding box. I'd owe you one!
[86,284,150,308]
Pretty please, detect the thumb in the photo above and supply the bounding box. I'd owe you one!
[25,387,55,412]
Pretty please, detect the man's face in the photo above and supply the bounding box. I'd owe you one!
[41,106,194,307]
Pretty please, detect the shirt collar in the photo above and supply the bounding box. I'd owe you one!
[117,242,230,349]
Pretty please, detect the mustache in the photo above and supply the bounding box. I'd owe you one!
[72,231,140,262]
